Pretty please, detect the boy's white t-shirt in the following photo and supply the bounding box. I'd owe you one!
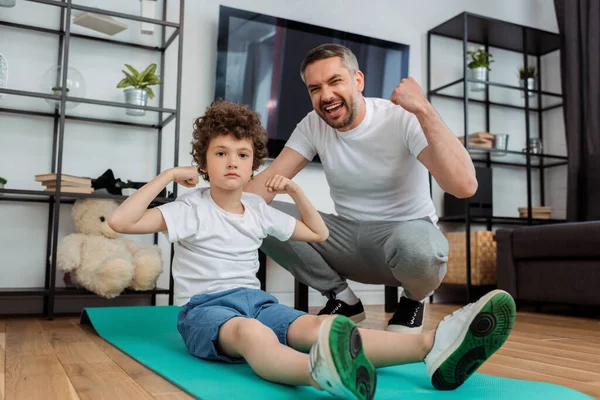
[158,187,296,306]
[285,97,438,224]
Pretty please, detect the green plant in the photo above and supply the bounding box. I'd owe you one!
[51,87,70,92]
[0,176,7,185]
[117,63,161,99]
[467,48,494,70]
[519,66,537,80]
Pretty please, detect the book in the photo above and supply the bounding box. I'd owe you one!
[43,186,94,194]
[35,173,92,186]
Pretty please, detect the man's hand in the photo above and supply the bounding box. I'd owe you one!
[169,166,199,188]
[390,77,429,116]
[265,174,300,195]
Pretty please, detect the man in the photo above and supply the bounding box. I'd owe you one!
[245,44,477,333]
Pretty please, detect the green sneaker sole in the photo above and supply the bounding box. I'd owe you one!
[432,290,516,390]
[329,316,377,400]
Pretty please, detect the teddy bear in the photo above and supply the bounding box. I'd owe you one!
[57,198,163,298]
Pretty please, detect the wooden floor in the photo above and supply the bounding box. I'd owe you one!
[1,304,600,399]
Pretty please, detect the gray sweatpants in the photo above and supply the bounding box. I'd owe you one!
[261,201,449,302]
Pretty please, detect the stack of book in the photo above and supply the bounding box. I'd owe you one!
[458,132,494,149]
[35,173,94,194]
[518,206,552,219]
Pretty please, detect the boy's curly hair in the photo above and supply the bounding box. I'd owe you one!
[191,100,268,181]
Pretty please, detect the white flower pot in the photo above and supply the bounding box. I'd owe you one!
[124,88,148,116]
[469,67,488,92]
[520,77,536,98]
[140,0,156,35]
[0,182,5,195]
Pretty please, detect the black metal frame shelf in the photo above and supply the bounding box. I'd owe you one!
[0,19,180,52]
[438,215,567,225]
[430,78,563,112]
[469,147,568,168]
[0,0,185,318]
[0,188,174,205]
[0,88,177,129]
[427,12,566,303]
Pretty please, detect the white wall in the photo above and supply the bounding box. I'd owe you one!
[0,0,565,308]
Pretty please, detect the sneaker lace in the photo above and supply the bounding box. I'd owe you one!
[441,302,475,323]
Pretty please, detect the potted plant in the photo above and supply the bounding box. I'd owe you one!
[518,65,537,97]
[0,176,6,194]
[117,63,161,116]
[467,48,493,91]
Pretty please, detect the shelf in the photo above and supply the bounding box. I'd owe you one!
[0,20,179,53]
[0,188,174,205]
[0,88,176,129]
[0,287,49,296]
[429,78,563,112]
[54,287,170,296]
[429,12,561,56]
[439,216,567,225]
[27,0,180,28]
[468,147,568,168]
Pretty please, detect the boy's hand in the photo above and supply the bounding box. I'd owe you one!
[169,166,199,188]
[265,174,300,195]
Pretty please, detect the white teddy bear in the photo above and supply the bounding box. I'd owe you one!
[57,198,163,298]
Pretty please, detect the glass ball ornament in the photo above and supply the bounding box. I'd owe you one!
[41,65,86,110]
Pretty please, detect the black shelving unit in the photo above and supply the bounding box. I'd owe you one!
[427,12,567,302]
[0,0,185,318]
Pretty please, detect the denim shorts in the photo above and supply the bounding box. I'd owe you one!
[177,287,306,363]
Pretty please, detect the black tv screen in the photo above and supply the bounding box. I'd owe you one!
[215,6,410,161]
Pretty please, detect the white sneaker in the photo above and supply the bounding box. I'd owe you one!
[308,315,376,400]
[424,289,516,390]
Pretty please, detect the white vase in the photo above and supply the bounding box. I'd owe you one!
[140,0,156,35]
[0,182,5,195]
[520,77,536,98]
[469,67,488,92]
[124,88,148,116]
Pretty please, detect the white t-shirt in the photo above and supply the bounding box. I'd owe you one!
[285,97,437,223]
[158,187,296,306]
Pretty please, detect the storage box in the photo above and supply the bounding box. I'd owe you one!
[442,231,497,285]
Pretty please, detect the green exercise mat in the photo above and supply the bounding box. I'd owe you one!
[80,306,592,399]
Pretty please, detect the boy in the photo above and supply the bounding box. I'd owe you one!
[109,100,516,400]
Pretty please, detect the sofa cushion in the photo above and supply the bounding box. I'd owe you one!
[511,221,600,259]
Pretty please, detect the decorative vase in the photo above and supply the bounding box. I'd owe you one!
[140,0,156,35]
[469,66,488,92]
[520,77,536,97]
[41,65,86,110]
[124,88,148,116]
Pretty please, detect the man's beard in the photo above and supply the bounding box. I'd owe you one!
[319,96,358,130]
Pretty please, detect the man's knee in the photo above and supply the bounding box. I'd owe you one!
[384,219,448,280]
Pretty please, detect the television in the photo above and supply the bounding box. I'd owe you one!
[215,6,410,161]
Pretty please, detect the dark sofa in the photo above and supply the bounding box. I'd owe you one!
[496,221,600,307]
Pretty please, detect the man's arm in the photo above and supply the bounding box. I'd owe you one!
[244,147,310,203]
[391,78,477,199]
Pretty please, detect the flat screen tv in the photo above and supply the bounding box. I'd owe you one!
[215,6,410,161]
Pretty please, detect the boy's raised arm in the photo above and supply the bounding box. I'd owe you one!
[265,175,329,243]
[108,166,198,234]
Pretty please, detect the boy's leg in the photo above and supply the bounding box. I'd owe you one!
[288,290,516,390]
[288,314,435,366]
[218,315,376,400]
[217,317,317,387]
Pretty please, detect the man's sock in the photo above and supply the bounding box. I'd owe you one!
[335,287,360,305]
